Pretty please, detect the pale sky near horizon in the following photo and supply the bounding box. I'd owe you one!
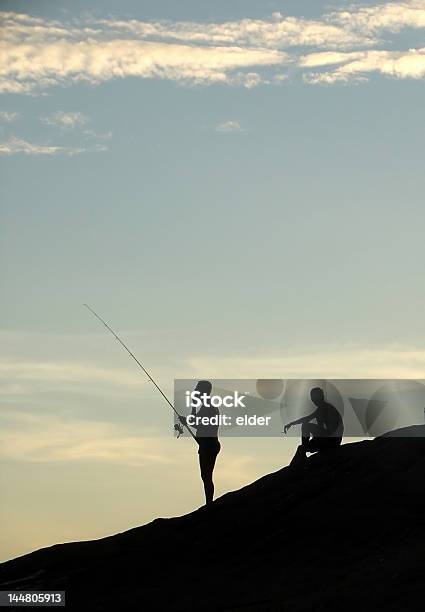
[1,0,425,562]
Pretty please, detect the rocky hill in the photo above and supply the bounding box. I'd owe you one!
[1,426,424,611]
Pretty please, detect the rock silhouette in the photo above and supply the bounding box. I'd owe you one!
[1,425,425,611]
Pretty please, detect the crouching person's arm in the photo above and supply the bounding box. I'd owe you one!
[284,409,318,434]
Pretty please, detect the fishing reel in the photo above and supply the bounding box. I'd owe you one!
[174,423,184,438]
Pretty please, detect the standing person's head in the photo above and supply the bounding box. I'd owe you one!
[195,380,212,397]
[310,387,325,406]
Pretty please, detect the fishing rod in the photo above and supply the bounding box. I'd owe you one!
[83,304,196,440]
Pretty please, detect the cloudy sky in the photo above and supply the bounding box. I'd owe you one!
[1,0,425,562]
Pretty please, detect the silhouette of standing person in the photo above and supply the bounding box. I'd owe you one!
[180,380,221,506]
[284,387,343,466]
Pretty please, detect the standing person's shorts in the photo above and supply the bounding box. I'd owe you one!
[197,437,221,456]
[305,436,342,453]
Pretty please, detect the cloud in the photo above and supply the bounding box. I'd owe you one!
[0,38,284,93]
[0,12,286,94]
[0,328,183,402]
[0,410,174,466]
[235,71,265,88]
[83,128,112,140]
[3,335,425,402]
[1,336,424,471]
[187,346,425,379]
[303,48,425,83]
[96,14,373,50]
[0,136,83,155]
[328,0,425,35]
[0,136,107,155]
[215,120,242,133]
[0,110,19,122]
[0,409,294,496]
[0,329,179,402]
[300,51,366,68]
[38,111,112,152]
[0,359,145,389]
[2,4,425,93]
[41,110,89,128]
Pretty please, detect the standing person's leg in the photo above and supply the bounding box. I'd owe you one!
[199,451,218,505]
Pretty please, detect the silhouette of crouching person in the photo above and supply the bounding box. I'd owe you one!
[284,387,343,466]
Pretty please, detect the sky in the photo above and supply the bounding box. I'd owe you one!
[1,0,425,562]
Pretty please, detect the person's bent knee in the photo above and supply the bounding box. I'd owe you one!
[301,422,311,435]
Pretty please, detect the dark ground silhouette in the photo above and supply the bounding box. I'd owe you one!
[1,425,425,611]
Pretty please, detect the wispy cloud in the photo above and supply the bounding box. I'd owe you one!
[1,3,425,93]
[0,409,293,495]
[0,110,19,122]
[0,11,285,94]
[3,335,425,400]
[95,13,373,50]
[2,346,424,466]
[1,334,425,470]
[215,120,242,133]
[0,136,107,155]
[37,111,110,151]
[41,110,89,128]
[187,346,425,379]
[328,0,425,35]
[0,359,145,389]
[0,410,174,466]
[83,128,112,140]
[302,47,425,83]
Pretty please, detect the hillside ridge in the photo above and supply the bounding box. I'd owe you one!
[1,426,425,611]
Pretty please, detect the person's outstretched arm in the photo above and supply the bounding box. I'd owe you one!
[284,409,318,434]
